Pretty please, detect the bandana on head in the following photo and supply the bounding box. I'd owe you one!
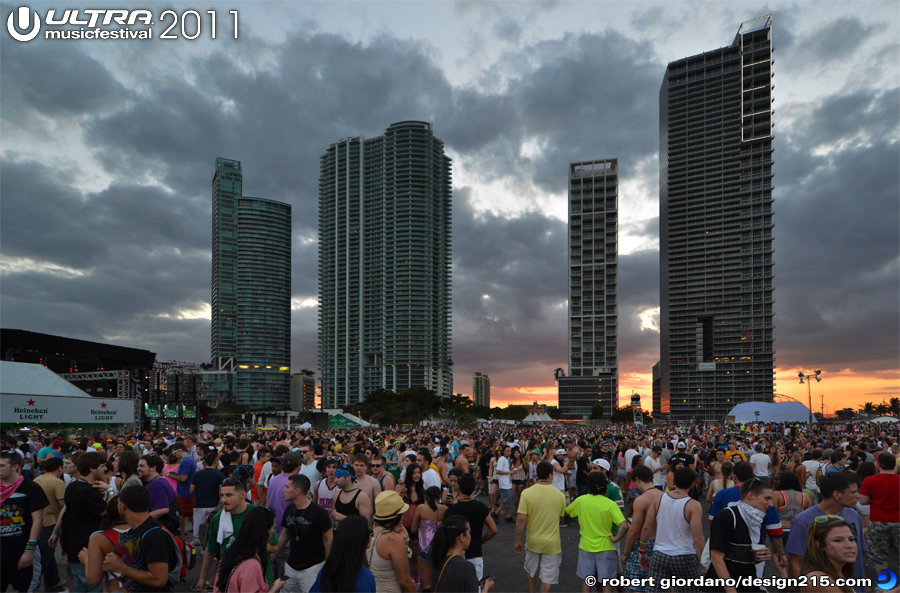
[335,467,357,481]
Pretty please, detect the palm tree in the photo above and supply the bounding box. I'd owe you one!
[875,403,890,416]
[862,402,876,415]
[890,397,900,417]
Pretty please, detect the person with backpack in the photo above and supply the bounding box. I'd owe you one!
[704,478,776,593]
[101,485,180,592]
[78,495,130,591]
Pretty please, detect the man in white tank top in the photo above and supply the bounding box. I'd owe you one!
[639,467,705,593]
[313,456,340,518]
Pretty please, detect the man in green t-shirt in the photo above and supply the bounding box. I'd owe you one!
[567,472,628,591]
[590,459,624,510]
[194,478,278,590]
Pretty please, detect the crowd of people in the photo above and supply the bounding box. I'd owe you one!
[1,420,897,593]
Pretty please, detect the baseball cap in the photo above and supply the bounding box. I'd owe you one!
[591,458,611,471]
[677,442,686,450]
[555,449,566,456]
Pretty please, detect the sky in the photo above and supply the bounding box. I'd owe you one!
[1,1,898,414]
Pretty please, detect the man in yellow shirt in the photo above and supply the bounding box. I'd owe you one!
[515,461,566,593]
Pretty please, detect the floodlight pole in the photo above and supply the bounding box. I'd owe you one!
[798,370,822,430]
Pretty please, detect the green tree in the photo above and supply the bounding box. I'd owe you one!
[471,405,491,419]
[861,402,876,415]
[609,405,653,423]
[349,386,444,426]
[490,405,527,421]
[591,403,606,419]
[548,408,563,420]
[890,398,900,417]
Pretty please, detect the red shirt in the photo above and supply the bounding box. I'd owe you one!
[251,462,264,500]
[860,473,900,522]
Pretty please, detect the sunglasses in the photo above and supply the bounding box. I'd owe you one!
[813,514,847,535]
[222,477,243,487]
[371,463,383,468]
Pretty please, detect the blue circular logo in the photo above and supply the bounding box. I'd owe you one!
[877,569,898,591]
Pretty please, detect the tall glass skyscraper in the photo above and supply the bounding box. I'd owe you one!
[211,158,292,407]
[318,121,452,408]
[659,17,775,421]
[558,159,618,420]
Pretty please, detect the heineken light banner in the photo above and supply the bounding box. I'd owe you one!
[2,394,135,424]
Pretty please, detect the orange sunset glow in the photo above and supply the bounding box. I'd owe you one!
[467,366,899,416]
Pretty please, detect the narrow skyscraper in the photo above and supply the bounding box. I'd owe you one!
[318,121,452,408]
[558,159,618,420]
[659,17,775,422]
[473,372,490,408]
[211,158,292,407]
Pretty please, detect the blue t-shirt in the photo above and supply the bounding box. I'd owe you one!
[310,565,376,593]
[709,486,783,540]
[37,447,62,461]
[192,468,224,508]
[784,505,867,592]
[176,456,197,498]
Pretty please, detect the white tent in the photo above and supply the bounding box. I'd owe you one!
[0,360,92,398]
[0,361,136,424]
[522,413,554,424]
[726,401,816,424]
[871,416,899,423]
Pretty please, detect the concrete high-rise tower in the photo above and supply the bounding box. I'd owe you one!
[659,16,775,422]
[211,158,292,407]
[473,373,490,408]
[318,121,452,408]
[558,159,618,420]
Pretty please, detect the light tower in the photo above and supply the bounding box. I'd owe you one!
[798,370,822,427]
[631,391,643,426]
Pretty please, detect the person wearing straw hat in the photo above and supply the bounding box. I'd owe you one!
[369,491,417,592]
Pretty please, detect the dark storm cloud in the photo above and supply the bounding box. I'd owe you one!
[460,31,662,194]
[773,88,899,373]
[0,155,212,359]
[453,187,567,330]
[797,17,886,63]
[0,34,129,123]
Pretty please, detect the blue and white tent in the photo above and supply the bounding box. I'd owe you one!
[726,401,816,424]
